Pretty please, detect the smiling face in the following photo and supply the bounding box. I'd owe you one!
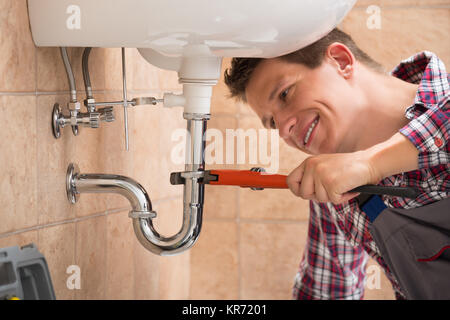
[245,47,366,155]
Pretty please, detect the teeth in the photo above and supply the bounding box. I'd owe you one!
[304,118,319,145]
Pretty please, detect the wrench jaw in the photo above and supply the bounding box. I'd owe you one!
[169,170,218,186]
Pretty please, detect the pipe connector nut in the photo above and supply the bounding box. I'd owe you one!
[128,210,157,219]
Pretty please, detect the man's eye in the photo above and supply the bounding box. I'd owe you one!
[279,88,289,101]
[270,117,276,129]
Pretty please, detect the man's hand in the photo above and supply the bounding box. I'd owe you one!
[286,132,420,204]
[286,151,379,204]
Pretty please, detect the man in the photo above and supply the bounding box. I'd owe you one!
[224,28,449,299]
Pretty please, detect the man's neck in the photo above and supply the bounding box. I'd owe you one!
[352,67,419,151]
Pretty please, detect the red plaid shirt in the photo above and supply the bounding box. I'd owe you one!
[292,52,450,300]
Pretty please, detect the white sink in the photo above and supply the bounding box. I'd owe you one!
[28,0,356,58]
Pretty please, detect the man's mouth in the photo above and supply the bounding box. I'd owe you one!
[303,116,319,146]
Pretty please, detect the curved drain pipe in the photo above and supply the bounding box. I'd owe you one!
[66,116,207,256]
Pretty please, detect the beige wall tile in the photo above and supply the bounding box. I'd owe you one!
[210,58,239,115]
[340,7,450,71]
[37,47,70,92]
[159,252,190,299]
[158,68,182,92]
[128,48,160,92]
[0,96,37,234]
[133,105,186,203]
[75,215,107,299]
[132,107,164,201]
[154,199,190,299]
[236,115,275,171]
[0,230,38,249]
[103,47,124,91]
[106,211,135,299]
[151,198,184,245]
[38,223,76,300]
[240,222,307,299]
[133,198,190,300]
[134,237,160,299]
[204,185,238,220]
[190,220,239,299]
[0,0,36,92]
[239,188,309,222]
[155,108,186,200]
[205,115,239,170]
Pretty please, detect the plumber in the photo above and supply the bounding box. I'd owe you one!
[224,28,449,299]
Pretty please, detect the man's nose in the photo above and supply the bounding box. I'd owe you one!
[278,115,297,140]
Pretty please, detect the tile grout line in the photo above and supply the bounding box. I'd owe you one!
[0,195,183,247]
[128,111,137,300]
[203,216,309,225]
[0,208,128,240]
[103,207,108,300]
[0,89,168,97]
[34,46,40,256]
[73,209,78,300]
[32,40,38,246]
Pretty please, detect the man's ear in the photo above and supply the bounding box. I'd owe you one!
[326,42,355,79]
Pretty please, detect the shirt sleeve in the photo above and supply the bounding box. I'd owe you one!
[399,98,449,169]
[292,201,369,300]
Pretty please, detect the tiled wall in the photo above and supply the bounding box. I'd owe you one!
[190,0,450,300]
[0,0,449,300]
[0,0,188,299]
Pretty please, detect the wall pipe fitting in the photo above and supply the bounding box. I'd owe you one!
[66,163,155,218]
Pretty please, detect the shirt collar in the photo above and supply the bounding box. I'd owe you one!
[391,51,449,117]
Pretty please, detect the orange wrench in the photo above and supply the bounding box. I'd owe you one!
[170,168,419,199]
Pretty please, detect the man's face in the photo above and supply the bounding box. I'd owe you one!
[245,57,364,155]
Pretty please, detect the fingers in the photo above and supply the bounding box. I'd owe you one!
[287,158,325,201]
[314,175,330,203]
[286,162,305,197]
[287,156,359,204]
[297,161,315,200]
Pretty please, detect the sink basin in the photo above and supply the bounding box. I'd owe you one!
[28,0,356,58]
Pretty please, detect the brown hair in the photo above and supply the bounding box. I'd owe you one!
[224,28,383,102]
